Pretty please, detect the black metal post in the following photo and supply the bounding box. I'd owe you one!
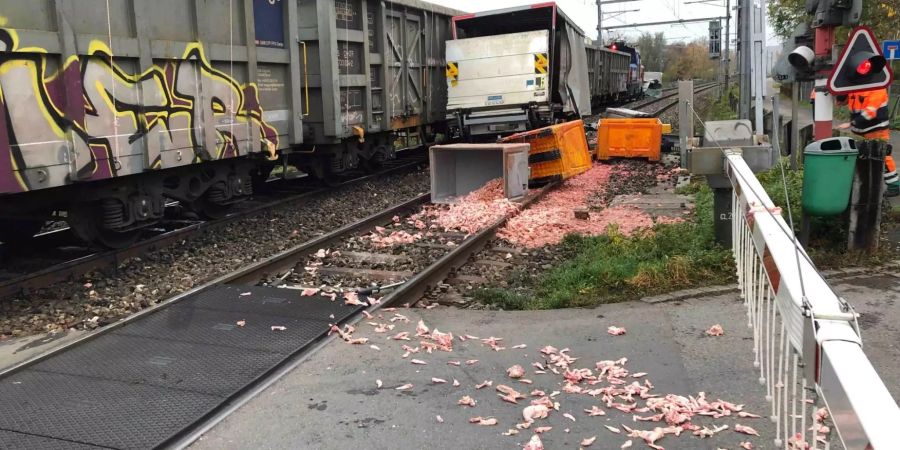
[847,140,886,253]
[713,187,734,246]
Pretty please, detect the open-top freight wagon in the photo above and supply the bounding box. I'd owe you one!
[444,2,638,139]
[0,0,458,248]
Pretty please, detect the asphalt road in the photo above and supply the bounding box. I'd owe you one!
[191,274,897,450]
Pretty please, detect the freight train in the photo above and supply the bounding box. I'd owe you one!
[0,0,459,247]
[444,3,643,139]
[0,0,640,249]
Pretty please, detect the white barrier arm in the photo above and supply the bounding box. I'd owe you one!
[724,151,900,450]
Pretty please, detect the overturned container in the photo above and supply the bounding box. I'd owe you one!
[596,118,671,161]
[429,143,530,204]
[499,120,592,186]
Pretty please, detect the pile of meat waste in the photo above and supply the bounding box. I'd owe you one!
[499,164,655,248]
[423,178,520,235]
[366,178,518,247]
[332,314,812,449]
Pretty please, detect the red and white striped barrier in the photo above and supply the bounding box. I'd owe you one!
[726,151,900,450]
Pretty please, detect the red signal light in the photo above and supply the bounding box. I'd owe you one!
[856,59,872,75]
[610,44,617,51]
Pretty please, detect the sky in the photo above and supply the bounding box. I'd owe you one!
[427,0,782,46]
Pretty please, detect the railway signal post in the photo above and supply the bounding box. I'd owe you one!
[787,0,895,252]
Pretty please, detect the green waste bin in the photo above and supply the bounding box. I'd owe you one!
[802,137,858,216]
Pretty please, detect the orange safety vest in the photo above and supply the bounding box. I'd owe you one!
[847,89,890,141]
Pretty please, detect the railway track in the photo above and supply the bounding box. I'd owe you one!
[0,179,553,449]
[625,81,719,115]
[0,152,428,300]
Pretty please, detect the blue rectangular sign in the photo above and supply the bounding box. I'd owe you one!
[254,0,285,49]
[883,40,900,61]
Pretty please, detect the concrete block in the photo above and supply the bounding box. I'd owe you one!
[574,208,589,220]
[642,293,676,304]
[674,288,704,299]
[841,267,867,276]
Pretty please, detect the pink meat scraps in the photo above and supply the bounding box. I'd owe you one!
[420,178,520,235]
[351,314,777,449]
[368,230,423,248]
[498,164,654,248]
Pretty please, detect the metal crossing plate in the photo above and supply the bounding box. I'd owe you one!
[0,284,364,449]
[184,284,361,321]
[114,306,334,354]
[31,333,287,397]
[0,370,222,449]
[0,430,105,449]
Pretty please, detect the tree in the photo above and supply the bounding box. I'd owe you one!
[636,32,667,72]
[768,0,899,41]
[768,0,899,75]
[662,39,718,81]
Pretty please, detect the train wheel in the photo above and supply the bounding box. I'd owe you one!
[68,207,140,249]
[190,198,232,220]
[360,145,392,172]
[189,191,233,220]
[0,219,44,246]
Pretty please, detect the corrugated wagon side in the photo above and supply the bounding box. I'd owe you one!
[295,0,457,175]
[586,44,630,107]
[0,0,301,246]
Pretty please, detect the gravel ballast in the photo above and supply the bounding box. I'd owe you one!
[0,169,431,339]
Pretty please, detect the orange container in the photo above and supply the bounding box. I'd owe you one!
[596,118,668,161]
[500,120,592,185]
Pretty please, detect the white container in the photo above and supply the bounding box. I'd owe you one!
[429,144,530,203]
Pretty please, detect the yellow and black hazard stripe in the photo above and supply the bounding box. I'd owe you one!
[446,61,459,86]
[534,53,548,74]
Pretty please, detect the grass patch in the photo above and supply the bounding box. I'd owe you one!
[755,159,897,268]
[707,83,739,121]
[477,160,898,310]
[476,184,735,310]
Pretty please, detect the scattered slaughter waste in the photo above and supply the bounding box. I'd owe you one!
[322,310,828,449]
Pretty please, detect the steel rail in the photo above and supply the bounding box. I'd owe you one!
[627,81,718,112]
[164,184,555,449]
[0,192,432,378]
[1,177,555,449]
[648,82,720,117]
[0,155,427,299]
[377,184,552,308]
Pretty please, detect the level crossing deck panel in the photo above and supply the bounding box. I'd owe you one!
[0,430,106,449]
[0,284,363,449]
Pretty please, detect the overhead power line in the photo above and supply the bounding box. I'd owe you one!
[601,16,726,30]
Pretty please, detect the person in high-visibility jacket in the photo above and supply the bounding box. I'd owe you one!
[836,88,898,196]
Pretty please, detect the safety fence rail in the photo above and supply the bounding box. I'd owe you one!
[725,150,900,450]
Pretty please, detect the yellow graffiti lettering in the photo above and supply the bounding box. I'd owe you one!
[0,31,280,193]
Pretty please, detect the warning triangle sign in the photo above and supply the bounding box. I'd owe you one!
[828,26,893,95]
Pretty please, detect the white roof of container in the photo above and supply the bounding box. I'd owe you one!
[388,0,466,17]
[452,2,587,37]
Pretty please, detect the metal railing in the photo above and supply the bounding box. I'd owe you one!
[726,151,900,450]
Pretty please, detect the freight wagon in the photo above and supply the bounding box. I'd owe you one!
[444,2,635,139]
[0,0,458,248]
[585,43,630,108]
